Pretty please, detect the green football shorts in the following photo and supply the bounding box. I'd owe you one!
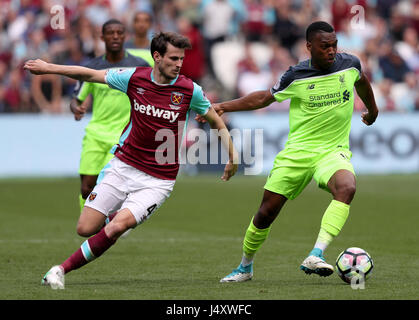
[79,134,115,176]
[264,148,355,200]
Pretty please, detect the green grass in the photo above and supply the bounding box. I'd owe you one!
[0,174,418,300]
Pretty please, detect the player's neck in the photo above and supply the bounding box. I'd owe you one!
[310,58,322,70]
[310,58,333,71]
[151,69,174,85]
[105,50,125,64]
[134,36,150,49]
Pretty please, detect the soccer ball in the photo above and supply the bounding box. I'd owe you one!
[335,247,373,284]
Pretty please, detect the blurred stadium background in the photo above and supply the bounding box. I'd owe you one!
[1,0,419,301]
[0,0,418,177]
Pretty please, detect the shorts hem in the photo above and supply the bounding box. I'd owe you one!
[263,185,292,200]
[316,167,355,191]
[83,203,108,217]
[78,170,102,176]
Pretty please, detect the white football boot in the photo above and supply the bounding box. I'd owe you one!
[300,255,334,277]
[41,265,65,289]
[220,263,253,283]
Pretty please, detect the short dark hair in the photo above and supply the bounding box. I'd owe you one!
[134,10,153,23]
[102,19,125,35]
[150,32,191,57]
[306,21,334,42]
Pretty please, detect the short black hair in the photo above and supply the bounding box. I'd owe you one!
[133,10,153,23]
[306,21,334,42]
[150,32,191,57]
[102,19,125,34]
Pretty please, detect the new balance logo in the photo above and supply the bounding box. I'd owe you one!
[133,99,180,123]
[342,90,350,101]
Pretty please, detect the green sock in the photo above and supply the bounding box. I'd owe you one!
[241,218,271,265]
[79,194,86,213]
[314,200,350,252]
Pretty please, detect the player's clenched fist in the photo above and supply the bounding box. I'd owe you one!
[211,103,223,116]
[222,160,238,182]
[361,110,378,126]
[23,59,50,75]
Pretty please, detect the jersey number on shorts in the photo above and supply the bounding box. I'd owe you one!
[147,204,157,217]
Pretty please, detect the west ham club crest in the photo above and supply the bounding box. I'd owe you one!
[170,92,184,105]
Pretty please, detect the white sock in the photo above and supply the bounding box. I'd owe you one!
[241,255,254,267]
[314,241,328,252]
[313,228,334,253]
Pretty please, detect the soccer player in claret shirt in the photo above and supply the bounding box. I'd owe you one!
[71,19,149,213]
[198,21,379,282]
[24,31,238,290]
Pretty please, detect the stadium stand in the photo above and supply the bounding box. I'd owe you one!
[0,0,418,113]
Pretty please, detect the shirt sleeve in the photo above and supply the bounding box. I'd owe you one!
[270,67,297,103]
[190,82,211,115]
[104,67,136,93]
[351,54,362,81]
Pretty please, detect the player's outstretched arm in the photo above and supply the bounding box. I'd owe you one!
[24,59,106,84]
[195,90,275,123]
[354,72,379,126]
[203,107,239,181]
[218,89,276,114]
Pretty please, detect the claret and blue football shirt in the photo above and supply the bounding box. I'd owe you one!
[105,67,211,180]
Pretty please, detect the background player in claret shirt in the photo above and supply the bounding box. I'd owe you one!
[196,21,378,283]
[24,32,238,290]
[71,19,149,213]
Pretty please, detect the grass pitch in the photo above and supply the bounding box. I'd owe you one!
[0,174,418,300]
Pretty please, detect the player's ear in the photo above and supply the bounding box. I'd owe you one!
[153,51,161,63]
[306,41,312,52]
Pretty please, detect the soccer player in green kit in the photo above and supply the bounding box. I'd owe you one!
[71,19,149,212]
[214,21,379,282]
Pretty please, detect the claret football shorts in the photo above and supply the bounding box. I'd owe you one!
[85,157,175,225]
[264,147,355,200]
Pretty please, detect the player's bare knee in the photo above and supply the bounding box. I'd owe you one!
[334,183,356,203]
[255,206,278,227]
[105,222,125,240]
[76,223,96,237]
[105,219,135,240]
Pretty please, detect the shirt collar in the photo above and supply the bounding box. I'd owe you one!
[150,70,178,85]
